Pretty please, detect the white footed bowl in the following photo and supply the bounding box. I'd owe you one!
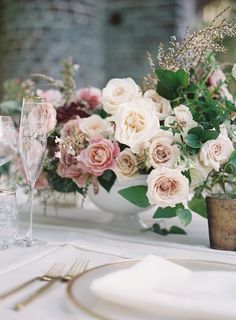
[88,175,150,230]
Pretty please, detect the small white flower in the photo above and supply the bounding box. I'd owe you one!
[55,136,62,144]
[54,151,61,159]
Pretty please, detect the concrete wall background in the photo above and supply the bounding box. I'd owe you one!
[0,0,211,95]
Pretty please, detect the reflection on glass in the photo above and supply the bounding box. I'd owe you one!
[18,98,48,247]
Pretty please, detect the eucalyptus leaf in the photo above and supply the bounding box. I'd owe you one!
[98,170,116,192]
[186,134,201,149]
[119,185,149,208]
[153,203,184,219]
[152,223,187,236]
[188,195,207,218]
[176,208,192,226]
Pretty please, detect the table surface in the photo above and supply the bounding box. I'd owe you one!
[1,199,236,320]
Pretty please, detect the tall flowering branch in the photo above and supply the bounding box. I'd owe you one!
[151,7,236,72]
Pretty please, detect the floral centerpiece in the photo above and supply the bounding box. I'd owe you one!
[0,58,102,203]
[55,9,236,234]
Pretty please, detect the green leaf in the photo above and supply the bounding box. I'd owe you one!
[155,68,188,101]
[176,208,192,226]
[188,195,207,218]
[188,126,204,138]
[118,185,149,208]
[50,174,83,194]
[153,203,184,219]
[98,170,116,192]
[185,134,201,149]
[169,226,187,235]
[229,150,236,170]
[152,223,187,236]
[201,130,219,143]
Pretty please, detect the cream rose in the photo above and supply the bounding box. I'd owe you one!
[144,90,172,120]
[102,78,141,115]
[113,148,138,180]
[174,104,197,131]
[146,167,189,208]
[199,128,234,172]
[114,97,160,152]
[148,132,180,169]
[79,115,113,138]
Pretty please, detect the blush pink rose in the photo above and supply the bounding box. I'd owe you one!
[78,136,120,176]
[28,102,57,133]
[75,87,102,110]
[57,162,89,188]
[35,171,49,190]
[37,89,63,107]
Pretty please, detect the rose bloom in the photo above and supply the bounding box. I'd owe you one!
[189,154,212,188]
[75,87,102,110]
[113,148,138,180]
[35,171,49,190]
[146,167,189,208]
[114,97,160,152]
[144,90,172,121]
[148,131,180,169]
[28,102,57,133]
[60,119,81,137]
[208,69,226,88]
[57,147,90,188]
[199,128,234,172]
[102,78,141,115]
[37,89,64,107]
[78,136,120,176]
[79,115,113,138]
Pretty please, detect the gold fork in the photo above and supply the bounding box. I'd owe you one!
[14,258,89,311]
[0,262,64,300]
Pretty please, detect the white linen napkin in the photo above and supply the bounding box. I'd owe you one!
[91,255,236,320]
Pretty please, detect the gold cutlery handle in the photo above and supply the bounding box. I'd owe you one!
[14,278,59,311]
[0,277,40,300]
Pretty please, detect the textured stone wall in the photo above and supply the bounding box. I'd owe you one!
[0,0,198,96]
[0,0,107,92]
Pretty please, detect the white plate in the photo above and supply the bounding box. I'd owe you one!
[67,258,236,320]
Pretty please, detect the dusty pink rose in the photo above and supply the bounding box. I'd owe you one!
[35,171,49,190]
[78,136,120,176]
[60,119,81,137]
[146,167,189,208]
[208,69,226,88]
[57,147,89,187]
[75,87,102,110]
[28,102,57,133]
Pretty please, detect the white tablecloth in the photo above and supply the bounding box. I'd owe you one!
[1,201,236,320]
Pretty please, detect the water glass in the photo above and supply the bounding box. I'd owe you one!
[0,190,19,250]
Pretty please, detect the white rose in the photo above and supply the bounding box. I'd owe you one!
[148,130,180,169]
[199,128,234,172]
[146,167,189,208]
[114,148,138,180]
[79,115,113,138]
[102,78,141,115]
[114,97,160,152]
[144,90,172,120]
[174,104,197,131]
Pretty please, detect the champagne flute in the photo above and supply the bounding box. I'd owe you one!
[0,116,18,167]
[18,98,48,247]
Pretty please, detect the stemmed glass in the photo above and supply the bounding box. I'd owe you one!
[0,116,18,167]
[18,98,48,247]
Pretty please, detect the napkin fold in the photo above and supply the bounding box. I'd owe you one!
[91,255,236,320]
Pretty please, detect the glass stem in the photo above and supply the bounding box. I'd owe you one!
[26,185,34,240]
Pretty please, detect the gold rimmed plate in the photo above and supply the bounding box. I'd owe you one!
[67,258,236,320]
